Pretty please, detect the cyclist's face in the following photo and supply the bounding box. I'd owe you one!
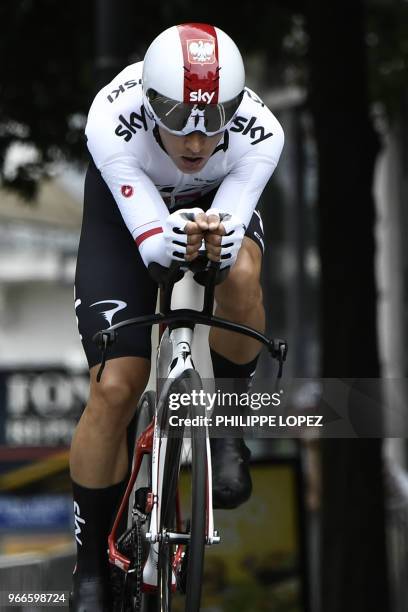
[158,128,223,174]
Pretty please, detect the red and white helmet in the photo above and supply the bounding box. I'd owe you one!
[142,23,245,136]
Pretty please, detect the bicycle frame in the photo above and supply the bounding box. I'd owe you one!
[95,260,288,597]
[107,272,218,591]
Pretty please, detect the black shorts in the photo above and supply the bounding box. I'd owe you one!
[74,161,265,368]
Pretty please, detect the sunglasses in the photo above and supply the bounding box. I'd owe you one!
[145,89,244,136]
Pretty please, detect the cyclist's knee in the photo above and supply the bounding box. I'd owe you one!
[87,357,150,429]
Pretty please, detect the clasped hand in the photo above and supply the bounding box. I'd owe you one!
[184,211,225,262]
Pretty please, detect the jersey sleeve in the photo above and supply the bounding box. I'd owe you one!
[98,156,172,267]
[85,96,171,268]
[211,113,284,228]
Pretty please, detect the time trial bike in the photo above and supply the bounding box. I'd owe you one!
[93,257,288,612]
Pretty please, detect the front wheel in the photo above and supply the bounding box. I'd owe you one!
[158,369,207,612]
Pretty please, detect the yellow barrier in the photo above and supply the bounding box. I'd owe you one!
[0,450,70,491]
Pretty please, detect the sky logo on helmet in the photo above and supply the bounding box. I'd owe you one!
[189,90,215,103]
[188,40,216,64]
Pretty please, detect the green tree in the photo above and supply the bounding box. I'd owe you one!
[0,0,93,198]
[0,1,295,199]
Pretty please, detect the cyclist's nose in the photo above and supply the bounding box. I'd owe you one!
[185,132,206,154]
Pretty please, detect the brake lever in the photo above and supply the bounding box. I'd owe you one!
[268,339,288,379]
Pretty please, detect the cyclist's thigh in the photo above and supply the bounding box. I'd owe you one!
[74,160,158,369]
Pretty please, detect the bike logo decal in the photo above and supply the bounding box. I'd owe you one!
[188,40,216,64]
[73,502,85,546]
[90,299,127,326]
[121,185,134,198]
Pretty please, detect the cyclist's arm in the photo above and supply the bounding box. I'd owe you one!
[96,156,171,267]
[85,89,171,267]
[211,121,284,228]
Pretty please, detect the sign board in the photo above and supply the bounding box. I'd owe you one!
[0,369,88,447]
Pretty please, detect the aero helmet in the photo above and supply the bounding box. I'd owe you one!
[142,23,245,135]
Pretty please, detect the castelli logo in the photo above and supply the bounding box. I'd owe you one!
[121,185,134,198]
[187,40,215,64]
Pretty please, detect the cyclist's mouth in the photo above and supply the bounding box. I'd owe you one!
[180,156,204,170]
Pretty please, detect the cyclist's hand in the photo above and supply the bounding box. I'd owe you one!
[184,211,208,261]
[164,208,208,262]
[204,208,246,267]
[205,224,225,262]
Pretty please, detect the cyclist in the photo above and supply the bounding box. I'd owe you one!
[70,23,284,610]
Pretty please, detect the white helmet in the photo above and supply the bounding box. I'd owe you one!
[142,23,245,136]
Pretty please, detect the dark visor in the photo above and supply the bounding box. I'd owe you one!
[146,89,244,134]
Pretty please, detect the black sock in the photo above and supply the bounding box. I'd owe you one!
[210,350,260,437]
[210,349,259,394]
[72,479,126,577]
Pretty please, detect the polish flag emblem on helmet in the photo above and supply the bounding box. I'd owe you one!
[188,40,216,64]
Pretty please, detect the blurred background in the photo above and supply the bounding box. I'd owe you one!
[0,0,408,610]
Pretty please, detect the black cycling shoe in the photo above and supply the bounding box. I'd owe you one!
[211,438,252,509]
[69,575,112,612]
